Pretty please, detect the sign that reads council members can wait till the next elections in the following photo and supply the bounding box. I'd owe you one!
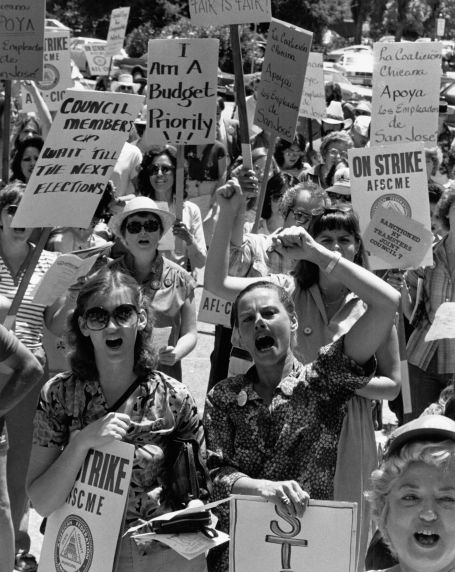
[12,90,144,229]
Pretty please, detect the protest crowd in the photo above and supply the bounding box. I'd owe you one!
[2,3,455,572]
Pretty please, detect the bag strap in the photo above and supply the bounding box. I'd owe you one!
[106,377,143,413]
[185,442,200,498]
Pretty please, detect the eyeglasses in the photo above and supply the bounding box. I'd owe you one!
[5,205,18,216]
[117,85,133,93]
[291,207,325,223]
[149,165,173,176]
[83,304,139,331]
[125,219,161,234]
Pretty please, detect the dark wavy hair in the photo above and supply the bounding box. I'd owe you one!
[136,145,187,199]
[293,205,368,289]
[11,136,44,182]
[274,134,307,169]
[261,172,290,220]
[67,267,157,380]
[231,280,295,329]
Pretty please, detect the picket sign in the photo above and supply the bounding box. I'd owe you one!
[252,19,313,233]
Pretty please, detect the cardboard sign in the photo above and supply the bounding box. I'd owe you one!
[143,39,219,146]
[105,7,130,59]
[189,0,271,26]
[230,496,357,572]
[0,0,45,80]
[12,90,144,229]
[363,206,434,269]
[198,289,232,327]
[349,143,433,270]
[22,29,71,112]
[371,42,441,148]
[299,52,325,121]
[425,302,455,341]
[38,440,134,572]
[85,43,110,76]
[254,19,312,142]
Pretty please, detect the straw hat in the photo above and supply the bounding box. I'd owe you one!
[322,101,352,129]
[109,196,175,237]
[385,415,455,458]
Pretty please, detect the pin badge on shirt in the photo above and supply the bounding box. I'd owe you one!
[237,390,247,407]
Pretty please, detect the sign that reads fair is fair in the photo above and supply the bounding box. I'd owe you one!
[22,29,72,112]
[0,0,45,80]
[370,41,441,148]
[349,142,433,270]
[189,0,271,26]
[38,440,134,572]
[12,90,144,229]
[143,39,219,146]
[105,7,130,59]
[254,19,312,142]
[230,496,357,572]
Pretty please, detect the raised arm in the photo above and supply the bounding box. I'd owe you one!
[204,179,265,301]
[273,227,401,365]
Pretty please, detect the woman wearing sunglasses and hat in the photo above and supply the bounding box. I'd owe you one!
[109,196,197,382]
[367,414,455,572]
[26,267,207,572]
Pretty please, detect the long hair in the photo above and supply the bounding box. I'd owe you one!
[11,136,44,182]
[293,206,367,290]
[274,134,307,169]
[261,172,289,221]
[67,267,157,380]
[136,145,178,199]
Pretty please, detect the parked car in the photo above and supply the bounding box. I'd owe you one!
[70,37,126,77]
[325,44,372,63]
[45,18,71,32]
[377,35,396,43]
[333,53,373,86]
[442,40,455,70]
[440,80,455,117]
[323,65,372,104]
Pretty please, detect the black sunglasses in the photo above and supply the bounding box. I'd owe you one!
[125,219,161,234]
[149,165,173,176]
[5,205,18,215]
[83,304,139,331]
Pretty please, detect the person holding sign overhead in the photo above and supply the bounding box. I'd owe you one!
[26,267,207,572]
[204,182,400,571]
[109,196,198,382]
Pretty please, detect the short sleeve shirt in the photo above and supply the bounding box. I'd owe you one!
[33,370,205,526]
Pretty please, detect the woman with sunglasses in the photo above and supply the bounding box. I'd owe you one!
[205,186,401,572]
[109,196,197,382]
[0,182,73,572]
[135,146,206,273]
[26,267,207,572]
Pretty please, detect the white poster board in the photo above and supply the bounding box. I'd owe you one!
[38,440,135,572]
[198,289,232,328]
[230,496,357,572]
[0,0,45,80]
[370,41,442,148]
[349,142,433,270]
[12,90,144,229]
[22,29,71,112]
[299,52,325,121]
[85,43,110,76]
[143,38,219,146]
[105,7,130,59]
[254,19,312,142]
[189,0,271,26]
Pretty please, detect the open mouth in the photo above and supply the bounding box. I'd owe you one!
[414,531,440,547]
[255,335,275,352]
[106,339,123,349]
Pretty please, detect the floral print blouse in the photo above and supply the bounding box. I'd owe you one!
[33,370,205,527]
